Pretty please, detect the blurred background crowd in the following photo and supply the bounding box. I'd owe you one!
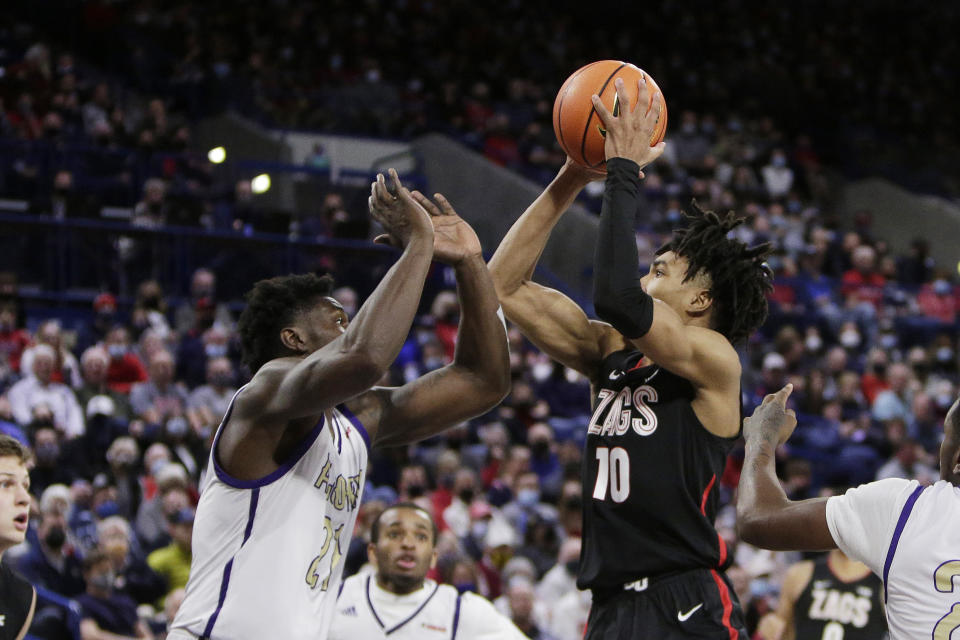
[1,1,958,638]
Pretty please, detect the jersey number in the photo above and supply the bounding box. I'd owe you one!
[820,622,844,640]
[933,560,960,640]
[305,516,344,591]
[593,447,630,503]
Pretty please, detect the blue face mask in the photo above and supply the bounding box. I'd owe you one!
[516,488,540,508]
[107,344,127,359]
[205,344,227,358]
[454,582,476,594]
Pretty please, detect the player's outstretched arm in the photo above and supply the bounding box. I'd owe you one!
[590,75,738,390]
[488,159,620,376]
[736,385,836,551]
[249,170,435,422]
[369,193,511,447]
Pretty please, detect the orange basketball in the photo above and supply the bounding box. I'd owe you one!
[552,60,668,169]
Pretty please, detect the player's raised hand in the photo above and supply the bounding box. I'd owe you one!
[369,168,434,249]
[743,384,798,447]
[559,155,606,185]
[591,76,666,173]
[410,191,482,267]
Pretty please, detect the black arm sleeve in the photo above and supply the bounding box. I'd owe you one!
[592,157,655,339]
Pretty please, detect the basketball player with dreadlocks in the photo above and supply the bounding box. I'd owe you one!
[490,75,771,639]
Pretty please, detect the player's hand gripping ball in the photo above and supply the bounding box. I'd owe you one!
[553,60,668,169]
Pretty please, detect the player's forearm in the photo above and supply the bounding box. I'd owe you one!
[592,157,654,338]
[489,168,587,293]
[450,255,511,401]
[341,237,434,371]
[738,439,821,550]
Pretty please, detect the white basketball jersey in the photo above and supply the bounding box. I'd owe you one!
[331,573,528,640]
[169,393,369,640]
[331,575,462,640]
[827,478,960,640]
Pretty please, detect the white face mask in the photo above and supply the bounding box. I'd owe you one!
[805,335,822,352]
[839,330,861,349]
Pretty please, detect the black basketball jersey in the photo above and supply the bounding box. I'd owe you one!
[0,560,35,640]
[794,556,887,640]
[577,350,738,591]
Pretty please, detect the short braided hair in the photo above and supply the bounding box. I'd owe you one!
[657,201,773,344]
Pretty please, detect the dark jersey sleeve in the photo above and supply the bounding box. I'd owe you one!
[592,157,655,339]
[0,562,36,640]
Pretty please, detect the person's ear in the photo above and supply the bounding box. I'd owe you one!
[279,327,305,353]
[688,288,713,315]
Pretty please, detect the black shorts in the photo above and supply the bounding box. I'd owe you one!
[585,569,749,640]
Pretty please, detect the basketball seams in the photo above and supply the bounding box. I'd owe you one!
[555,60,605,166]
[580,62,627,168]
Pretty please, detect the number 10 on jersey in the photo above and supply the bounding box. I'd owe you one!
[593,446,630,503]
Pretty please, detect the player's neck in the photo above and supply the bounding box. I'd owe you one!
[376,573,426,596]
[827,551,871,581]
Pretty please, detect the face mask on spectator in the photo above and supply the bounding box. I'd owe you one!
[108,344,127,359]
[805,335,822,352]
[772,155,787,168]
[471,521,488,540]
[565,559,579,576]
[166,416,189,438]
[530,440,550,459]
[36,442,60,464]
[839,330,861,349]
[44,525,66,549]
[211,373,233,388]
[516,489,540,508]
[454,582,476,594]
[406,483,424,498]
[880,334,897,349]
[936,347,954,363]
[150,459,169,477]
[458,488,475,504]
[205,344,228,358]
[90,570,116,592]
[424,357,444,371]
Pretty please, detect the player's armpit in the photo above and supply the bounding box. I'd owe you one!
[737,497,836,552]
[500,280,623,378]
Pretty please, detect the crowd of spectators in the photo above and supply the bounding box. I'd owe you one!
[12,0,956,195]
[1,2,959,639]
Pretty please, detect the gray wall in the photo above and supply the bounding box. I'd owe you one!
[411,134,599,303]
[838,178,960,275]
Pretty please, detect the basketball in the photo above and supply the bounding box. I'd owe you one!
[552,60,668,169]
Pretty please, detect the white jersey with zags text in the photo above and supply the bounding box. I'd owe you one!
[827,478,960,640]
[169,394,369,640]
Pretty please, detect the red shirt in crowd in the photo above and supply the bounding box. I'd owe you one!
[107,353,148,393]
[861,372,890,405]
[841,270,885,307]
[0,328,31,373]
[917,285,958,324]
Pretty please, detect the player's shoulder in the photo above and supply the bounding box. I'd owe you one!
[339,571,369,592]
[688,325,741,372]
[456,589,501,615]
